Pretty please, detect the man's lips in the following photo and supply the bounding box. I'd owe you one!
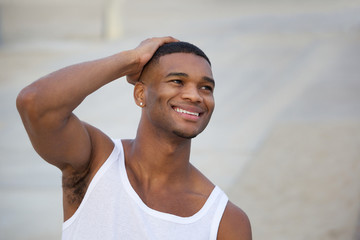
[171,105,206,120]
[173,107,200,117]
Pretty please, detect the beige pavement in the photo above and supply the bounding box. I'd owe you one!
[1,0,360,239]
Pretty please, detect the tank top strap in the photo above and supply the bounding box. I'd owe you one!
[209,191,229,240]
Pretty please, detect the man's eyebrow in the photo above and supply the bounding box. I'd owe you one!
[203,76,215,86]
[166,72,215,86]
[165,72,189,78]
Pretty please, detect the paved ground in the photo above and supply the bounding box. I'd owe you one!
[1,0,360,239]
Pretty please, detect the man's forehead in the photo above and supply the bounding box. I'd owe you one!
[158,52,210,63]
[158,53,212,74]
[140,52,213,84]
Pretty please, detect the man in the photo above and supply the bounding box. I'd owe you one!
[17,36,251,239]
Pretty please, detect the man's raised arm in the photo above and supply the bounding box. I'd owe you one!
[16,37,178,173]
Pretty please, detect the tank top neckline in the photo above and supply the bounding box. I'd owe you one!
[118,139,221,224]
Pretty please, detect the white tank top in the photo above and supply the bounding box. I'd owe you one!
[62,139,229,240]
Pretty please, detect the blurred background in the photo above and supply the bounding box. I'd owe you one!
[1,0,360,239]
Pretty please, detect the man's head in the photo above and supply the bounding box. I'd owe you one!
[135,41,215,140]
[140,42,211,82]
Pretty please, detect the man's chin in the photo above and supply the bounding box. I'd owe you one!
[172,130,198,140]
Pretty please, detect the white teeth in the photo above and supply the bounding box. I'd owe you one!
[174,107,199,116]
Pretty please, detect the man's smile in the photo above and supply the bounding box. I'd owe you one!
[172,105,205,121]
[173,107,200,116]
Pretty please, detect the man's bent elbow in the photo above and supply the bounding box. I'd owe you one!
[17,87,36,117]
[16,85,54,134]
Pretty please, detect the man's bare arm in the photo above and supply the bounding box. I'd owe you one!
[16,36,178,173]
[217,201,252,240]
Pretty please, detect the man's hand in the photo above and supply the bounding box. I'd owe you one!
[126,36,178,85]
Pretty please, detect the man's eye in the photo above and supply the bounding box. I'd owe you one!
[171,80,182,84]
[201,86,213,92]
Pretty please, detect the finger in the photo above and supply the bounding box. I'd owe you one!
[155,36,179,46]
[142,36,178,48]
[160,36,179,43]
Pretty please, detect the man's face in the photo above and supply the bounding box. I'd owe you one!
[142,53,215,139]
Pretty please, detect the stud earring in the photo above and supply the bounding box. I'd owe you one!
[140,102,143,106]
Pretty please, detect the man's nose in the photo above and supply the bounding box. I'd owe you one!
[181,86,202,103]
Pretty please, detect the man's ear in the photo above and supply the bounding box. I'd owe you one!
[134,81,146,107]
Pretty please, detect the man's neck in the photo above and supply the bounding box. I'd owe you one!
[125,124,193,191]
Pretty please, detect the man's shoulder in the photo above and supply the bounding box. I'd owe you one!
[217,201,252,240]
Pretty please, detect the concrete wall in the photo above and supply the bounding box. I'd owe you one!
[0,0,123,43]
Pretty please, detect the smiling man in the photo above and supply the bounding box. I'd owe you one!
[17,37,251,239]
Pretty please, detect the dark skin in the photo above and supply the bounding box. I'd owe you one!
[17,37,251,239]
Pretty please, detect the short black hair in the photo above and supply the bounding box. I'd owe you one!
[145,41,211,69]
[152,41,211,65]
